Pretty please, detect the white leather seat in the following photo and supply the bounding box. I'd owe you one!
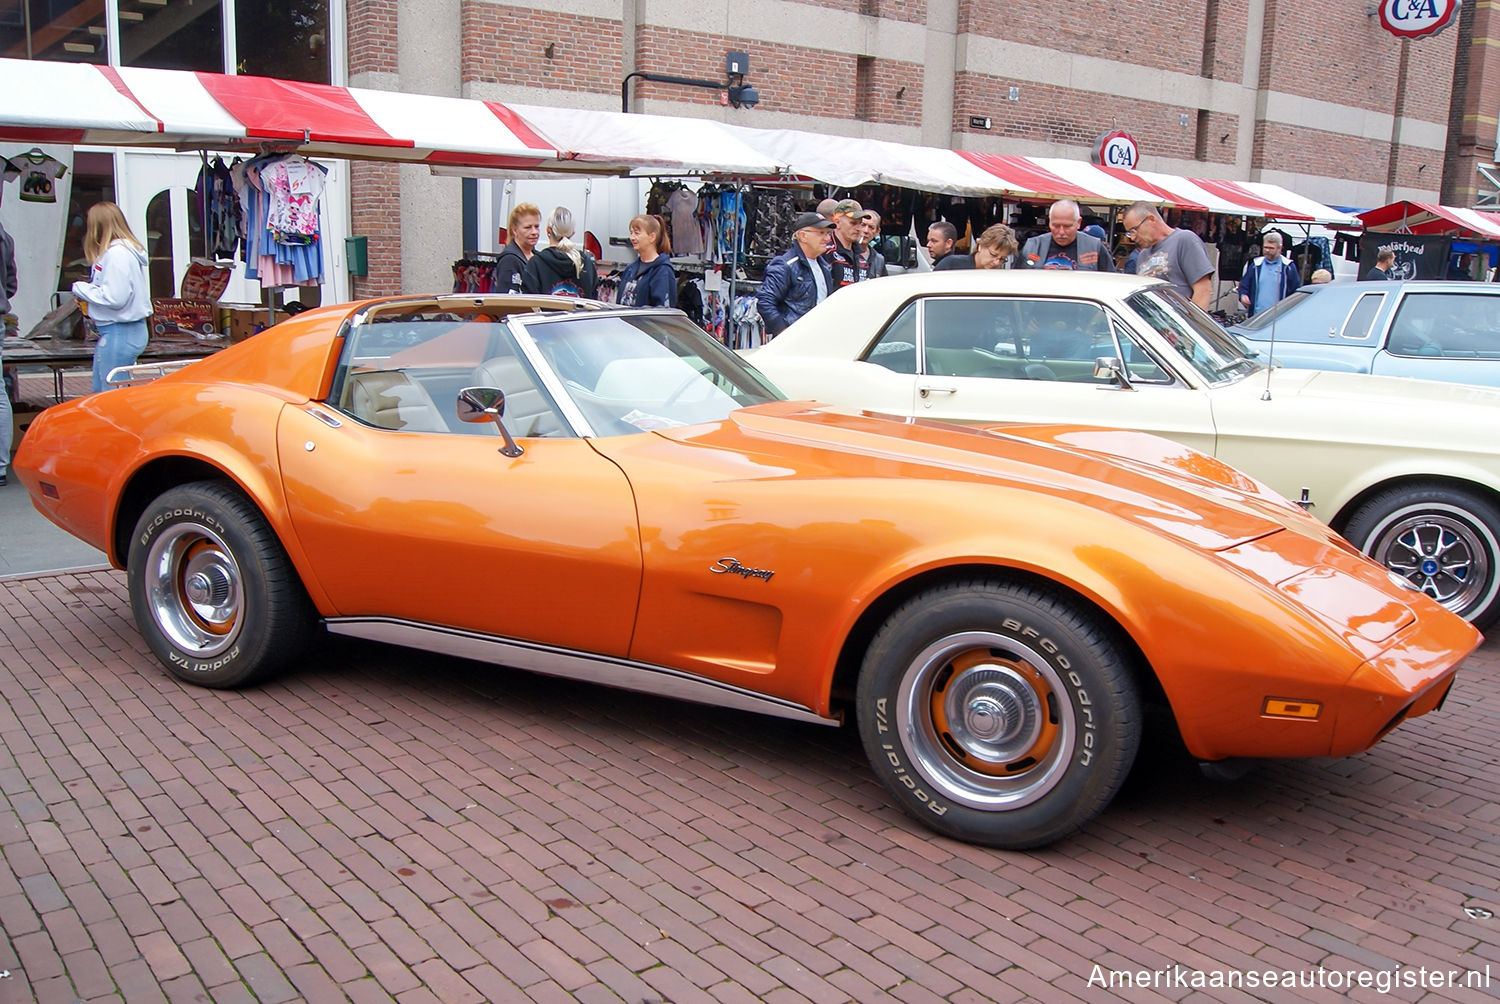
[342,370,450,432]
[469,354,567,438]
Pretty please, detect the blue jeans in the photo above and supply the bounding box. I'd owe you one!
[91,319,150,393]
[0,343,11,477]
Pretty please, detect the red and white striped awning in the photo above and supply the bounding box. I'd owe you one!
[713,129,1356,225]
[954,153,1356,225]
[0,56,1363,222]
[0,57,557,169]
[1358,201,1500,240]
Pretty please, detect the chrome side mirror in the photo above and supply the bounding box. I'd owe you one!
[1093,356,1134,390]
[457,386,524,457]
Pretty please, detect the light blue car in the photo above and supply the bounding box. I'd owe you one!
[1229,279,1500,386]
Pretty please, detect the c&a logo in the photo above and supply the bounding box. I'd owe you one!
[1378,0,1461,39]
[1092,130,1140,169]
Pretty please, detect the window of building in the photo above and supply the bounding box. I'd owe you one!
[121,0,223,73]
[0,0,108,62]
[1,0,334,81]
[235,0,329,83]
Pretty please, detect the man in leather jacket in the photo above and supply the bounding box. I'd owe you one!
[1022,200,1115,271]
[758,212,834,336]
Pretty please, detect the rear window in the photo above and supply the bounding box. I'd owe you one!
[1339,293,1384,340]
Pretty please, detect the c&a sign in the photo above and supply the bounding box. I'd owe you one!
[1378,0,1461,39]
[1092,130,1139,169]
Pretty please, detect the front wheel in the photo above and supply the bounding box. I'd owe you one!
[856,580,1141,849]
[127,481,316,687]
[1343,484,1500,629]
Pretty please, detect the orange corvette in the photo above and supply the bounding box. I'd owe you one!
[13,295,1480,848]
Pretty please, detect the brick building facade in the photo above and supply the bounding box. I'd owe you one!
[344,0,1472,296]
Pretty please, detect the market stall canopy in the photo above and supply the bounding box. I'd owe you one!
[956,153,1159,203]
[500,105,782,177]
[1090,166,1359,225]
[716,125,1355,223]
[1358,201,1500,240]
[0,58,557,169]
[721,126,1005,196]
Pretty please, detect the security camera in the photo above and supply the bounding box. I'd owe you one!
[730,84,759,109]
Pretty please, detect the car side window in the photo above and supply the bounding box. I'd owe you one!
[332,315,570,438]
[1340,293,1384,341]
[1388,292,1499,358]
[861,302,918,374]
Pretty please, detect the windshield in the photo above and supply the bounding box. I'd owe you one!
[1126,287,1262,384]
[1237,288,1315,331]
[524,312,784,435]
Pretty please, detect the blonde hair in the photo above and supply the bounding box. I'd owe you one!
[83,202,144,264]
[546,206,582,273]
[629,214,671,255]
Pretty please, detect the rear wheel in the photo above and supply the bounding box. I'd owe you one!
[856,580,1141,849]
[127,481,316,687]
[1344,484,1500,629]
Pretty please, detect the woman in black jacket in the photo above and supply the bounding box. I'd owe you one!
[522,206,598,298]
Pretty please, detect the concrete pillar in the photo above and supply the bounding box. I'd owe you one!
[921,0,957,148]
[397,0,464,294]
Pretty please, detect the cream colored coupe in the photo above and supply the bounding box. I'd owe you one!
[751,271,1500,627]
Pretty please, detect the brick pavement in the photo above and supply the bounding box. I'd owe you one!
[0,567,1497,1002]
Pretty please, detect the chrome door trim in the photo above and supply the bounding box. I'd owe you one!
[325,616,840,727]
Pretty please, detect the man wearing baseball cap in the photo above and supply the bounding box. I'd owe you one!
[757,211,835,336]
[827,198,872,288]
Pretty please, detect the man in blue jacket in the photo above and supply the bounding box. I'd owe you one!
[758,212,834,336]
[1237,232,1300,316]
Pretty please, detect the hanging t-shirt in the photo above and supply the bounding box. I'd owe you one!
[261,156,326,242]
[0,157,21,206]
[667,187,703,257]
[14,150,66,204]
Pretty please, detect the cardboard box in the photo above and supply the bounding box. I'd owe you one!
[224,307,296,342]
[11,406,45,458]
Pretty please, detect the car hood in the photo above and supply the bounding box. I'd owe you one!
[634,401,1328,553]
[1246,366,1500,406]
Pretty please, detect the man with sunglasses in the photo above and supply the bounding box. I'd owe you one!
[1120,201,1214,309]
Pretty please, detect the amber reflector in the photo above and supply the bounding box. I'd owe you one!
[1262,698,1321,720]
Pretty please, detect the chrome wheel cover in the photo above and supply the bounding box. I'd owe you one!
[894,631,1074,811]
[143,523,244,657]
[1366,504,1497,618]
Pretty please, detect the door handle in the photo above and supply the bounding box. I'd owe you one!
[918,385,958,398]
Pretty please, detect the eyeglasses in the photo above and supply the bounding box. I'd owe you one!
[1123,221,1141,238]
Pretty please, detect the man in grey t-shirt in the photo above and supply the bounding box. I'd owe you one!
[1121,201,1214,309]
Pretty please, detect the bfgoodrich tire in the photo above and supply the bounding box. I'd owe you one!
[1343,484,1500,629]
[127,481,316,688]
[856,579,1141,849]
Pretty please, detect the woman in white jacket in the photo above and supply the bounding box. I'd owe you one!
[72,202,151,392]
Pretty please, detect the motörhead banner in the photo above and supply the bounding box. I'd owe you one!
[1359,233,1451,280]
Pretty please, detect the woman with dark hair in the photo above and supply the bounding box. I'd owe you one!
[617,214,676,308]
[522,206,598,298]
[71,202,151,392]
